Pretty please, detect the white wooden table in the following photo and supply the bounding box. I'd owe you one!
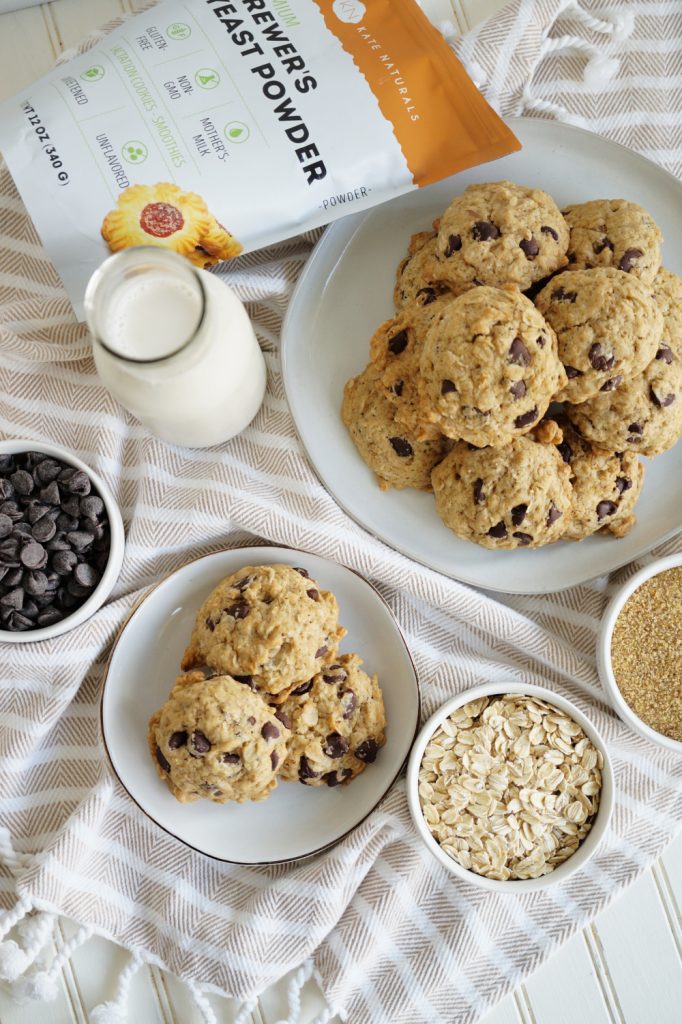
[0,2,681,1022]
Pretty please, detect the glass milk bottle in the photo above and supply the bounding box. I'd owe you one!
[84,247,266,448]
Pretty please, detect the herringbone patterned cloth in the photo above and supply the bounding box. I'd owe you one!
[1,2,682,1022]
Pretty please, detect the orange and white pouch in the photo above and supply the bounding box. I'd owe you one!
[0,0,519,317]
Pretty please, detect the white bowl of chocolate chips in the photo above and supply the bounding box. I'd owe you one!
[0,440,124,642]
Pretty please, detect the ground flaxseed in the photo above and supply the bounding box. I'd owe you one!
[611,566,682,742]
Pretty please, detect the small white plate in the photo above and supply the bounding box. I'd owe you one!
[101,546,420,863]
[282,118,682,593]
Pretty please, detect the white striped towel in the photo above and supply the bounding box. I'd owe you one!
[1,2,681,1023]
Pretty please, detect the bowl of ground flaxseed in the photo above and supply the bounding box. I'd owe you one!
[598,553,682,754]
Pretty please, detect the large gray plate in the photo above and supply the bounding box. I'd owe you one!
[282,118,682,593]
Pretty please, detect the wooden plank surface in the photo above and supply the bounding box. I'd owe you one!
[1,2,682,1023]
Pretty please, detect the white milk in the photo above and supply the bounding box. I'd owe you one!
[85,249,266,448]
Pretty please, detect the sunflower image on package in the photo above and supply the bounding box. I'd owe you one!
[0,0,520,317]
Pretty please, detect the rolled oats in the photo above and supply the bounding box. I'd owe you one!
[418,694,603,881]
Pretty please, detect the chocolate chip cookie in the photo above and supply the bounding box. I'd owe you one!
[277,652,386,787]
[418,286,565,447]
[432,181,569,291]
[431,437,572,549]
[148,671,289,803]
[394,232,458,309]
[552,418,644,539]
[341,362,450,490]
[535,268,663,403]
[562,199,662,283]
[181,565,346,701]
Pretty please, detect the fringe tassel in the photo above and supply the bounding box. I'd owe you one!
[90,950,145,1024]
[274,959,315,1024]
[541,34,619,87]
[185,978,218,1024]
[0,895,31,942]
[233,995,258,1024]
[565,1,635,41]
[12,923,93,1004]
[0,910,55,983]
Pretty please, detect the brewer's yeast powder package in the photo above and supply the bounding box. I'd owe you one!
[0,0,519,316]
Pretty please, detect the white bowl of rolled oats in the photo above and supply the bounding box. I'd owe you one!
[407,683,614,892]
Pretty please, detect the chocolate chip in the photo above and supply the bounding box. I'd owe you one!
[519,236,539,259]
[65,470,90,496]
[388,330,408,355]
[225,601,249,619]
[323,667,347,683]
[547,502,562,526]
[0,588,23,610]
[513,532,533,546]
[588,343,615,372]
[514,407,538,429]
[35,459,61,485]
[541,225,559,241]
[13,522,32,538]
[650,385,676,408]
[552,287,577,303]
[445,233,462,256]
[416,287,437,305]
[629,422,643,434]
[656,345,674,364]
[37,608,62,627]
[511,504,527,526]
[299,755,320,781]
[315,645,328,658]
[618,248,643,273]
[205,617,215,632]
[0,502,22,523]
[261,721,280,741]
[23,570,47,597]
[191,730,211,754]
[600,376,623,392]
[341,689,357,719]
[20,542,46,569]
[68,531,94,552]
[323,732,349,758]
[441,379,456,394]
[392,381,404,397]
[61,494,81,519]
[221,751,240,764]
[291,679,314,696]
[355,738,379,763]
[73,562,99,589]
[10,470,33,496]
[596,500,618,520]
[509,380,526,399]
[487,521,508,539]
[32,517,56,543]
[155,746,171,773]
[615,476,632,494]
[472,220,500,241]
[168,731,187,749]
[247,716,257,725]
[270,751,279,771]
[39,481,60,506]
[389,436,413,458]
[322,771,342,787]
[274,708,292,730]
[509,338,531,366]
[46,533,70,552]
[473,478,485,505]
[233,674,254,689]
[557,442,573,464]
[0,514,12,539]
[293,566,309,578]
[593,237,614,254]
[305,588,320,603]
[52,550,77,575]
[0,480,13,500]
[80,495,104,519]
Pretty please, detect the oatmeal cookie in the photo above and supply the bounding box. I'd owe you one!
[535,267,663,403]
[562,199,661,283]
[432,181,569,291]
[418,286,565,447]
[181,565,345,700]
[552,418,644,539]
[148,670,288,803]
[341,362,450,490]
[277,652,386,787]
[431,437,572,550]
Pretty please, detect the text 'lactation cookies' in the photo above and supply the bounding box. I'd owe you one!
[149,564,387,806]
[341,179,678,554]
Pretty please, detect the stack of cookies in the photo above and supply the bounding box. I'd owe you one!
[342,181,682,550]
[148,564,386,804]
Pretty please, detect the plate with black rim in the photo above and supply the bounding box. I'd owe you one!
[281,117,682,593]
[101,546,419,864]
